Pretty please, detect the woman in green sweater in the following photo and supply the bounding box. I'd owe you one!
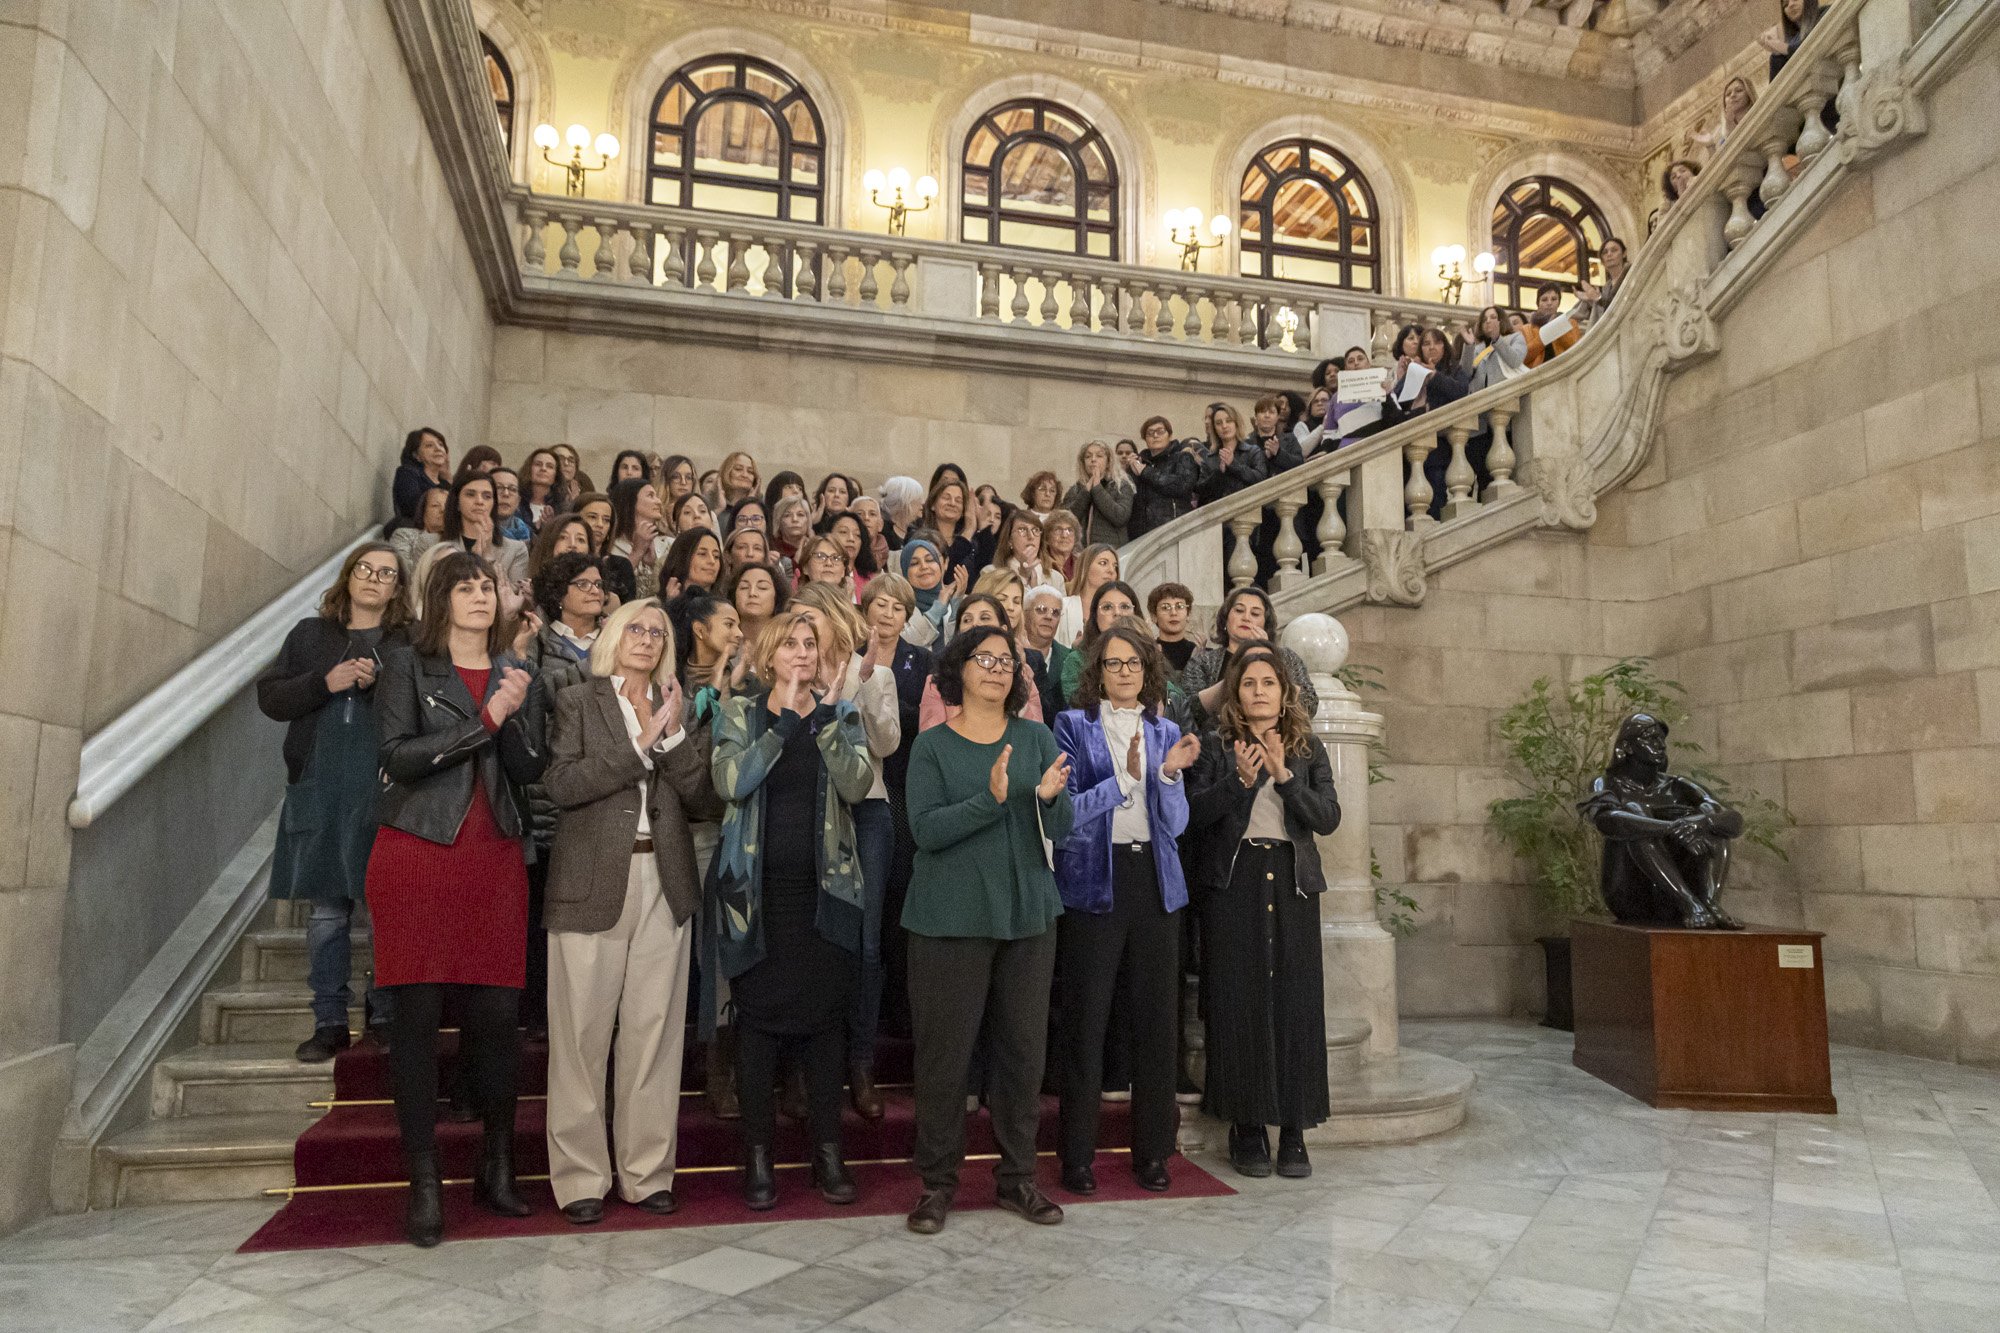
[902,624,1074,1236]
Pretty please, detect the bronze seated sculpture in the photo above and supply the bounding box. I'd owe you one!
[1578,712,1745,930]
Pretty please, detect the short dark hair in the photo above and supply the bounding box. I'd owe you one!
[1073,622,1168,718]
[764,470,806,511]
[1080,579,1141,655]
[413,550,508,657]
[1139,414,1172,438]
[1147,582,1194,618]
[400,427,445,467]
[451,445,502,487]
[533,551,602,623]
[726,560,790,617]
[934,626,1028,713]
[1212,585,1277,644]
[725,497,766,535]
[953,592,1013,636]
[1310,357,1336,390]
[1536,282,1564,303]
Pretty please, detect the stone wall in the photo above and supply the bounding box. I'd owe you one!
[1352,25,2000,1053]
[0,0,493,1232]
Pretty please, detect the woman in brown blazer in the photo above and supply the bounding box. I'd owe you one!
[541,597,723,1225]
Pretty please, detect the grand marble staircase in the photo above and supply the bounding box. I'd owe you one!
[57,0,1992,1215]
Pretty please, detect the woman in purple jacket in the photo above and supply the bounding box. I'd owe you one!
[1051,623,1201,1195]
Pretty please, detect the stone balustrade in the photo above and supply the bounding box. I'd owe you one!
[508,190,1467,365]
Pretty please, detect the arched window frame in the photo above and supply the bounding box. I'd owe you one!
[480,35,515,153]
[1488,175,1612,312]
[959,99,1121,260]
[1236,137,1381,293]
[644,53,827,223]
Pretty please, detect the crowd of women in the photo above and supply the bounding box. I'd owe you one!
[261,429,1347,1249]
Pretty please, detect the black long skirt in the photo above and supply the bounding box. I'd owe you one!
[1198,840,1329,1129]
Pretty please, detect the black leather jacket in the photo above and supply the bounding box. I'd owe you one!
[374,647,548,843]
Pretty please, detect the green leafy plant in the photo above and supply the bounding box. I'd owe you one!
[1487,658,1790,930]
[1336,662,1421,938]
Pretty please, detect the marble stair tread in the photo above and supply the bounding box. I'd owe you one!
[92,1111,324,1206]
[1325,1048,1475,1114]
[241,926,373,983]
[154,1043,337,1103]
[198,983,317,1044]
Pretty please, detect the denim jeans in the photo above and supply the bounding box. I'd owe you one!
[306,899,389,1031]
[848,798,893,1063]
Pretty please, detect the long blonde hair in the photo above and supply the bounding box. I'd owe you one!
[787,579,862,665]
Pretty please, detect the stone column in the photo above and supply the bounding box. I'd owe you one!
[1282,614,1398,1057]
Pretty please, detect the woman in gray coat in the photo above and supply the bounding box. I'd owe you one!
[540,597,723,1226]
[1062,439,1134,547]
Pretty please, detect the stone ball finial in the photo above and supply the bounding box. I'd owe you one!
[1282,612,1349,676]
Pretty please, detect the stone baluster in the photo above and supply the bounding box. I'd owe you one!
[889,255,912,307]
[1369,312,1396,363]
[763,242,790,299]
[857,248,882,305]
[1483,403,1520,499]
[1039,271,1062,325]
[824,246,849,302]
[1009,268,1031,322]
[1183,290,1204,341]
[626,223,654,285]
[590,218,619,280]
[556,214,582,275]
[1068,273,1092,330]
[1271,493,1306,590]
[1235,296,1259,347]
[1152,288,1175,338]
[1313,475,1349,574]
[1226,514,1259,589]
[795,243,819,302]
[656,226,685,287]
[1125,284,1149,334]
[520,205,547,272]
[1262,301,1285,349]
[1793,59,1838,162]
[1757,127,1796,211]
[978,263,1001,319]
[1721,156,1762,250]
[1440,422,1479,521]
[1404,438,1436,530]
[724,233,752,292]
[693,230,719,290]
[1833,29,1863,126]
[1281,614,1396,1056]
[1095,280,1120,333]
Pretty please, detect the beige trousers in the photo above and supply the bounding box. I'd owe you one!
[545,853,691,1207]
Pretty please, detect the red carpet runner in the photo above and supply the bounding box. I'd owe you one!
[241,1033,1231,1252]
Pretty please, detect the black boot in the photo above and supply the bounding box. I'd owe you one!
[472,1122,531,1217]
[812,1142,857,1205]
[743,1144,778,1211]
[1228,1123,1272,1178]
[404,1152,444,1248]
[1275,1126,1311,1178]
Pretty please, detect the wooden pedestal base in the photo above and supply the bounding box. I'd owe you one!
[1571,919,1836,1114]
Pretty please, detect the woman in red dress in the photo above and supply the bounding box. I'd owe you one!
[368,550,547,1246]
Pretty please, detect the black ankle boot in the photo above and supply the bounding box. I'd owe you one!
[405,1153,444,1248]
[743,1144,778,1211]
[1275,1125,1311,1178]
[472,1124,531,1217]
[1228,1123,1272,1178]
[812,1142,857,1205]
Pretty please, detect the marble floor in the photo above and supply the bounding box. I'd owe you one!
[5,1019,2000,1332]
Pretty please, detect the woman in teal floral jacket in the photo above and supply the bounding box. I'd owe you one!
[706,608,874,1210]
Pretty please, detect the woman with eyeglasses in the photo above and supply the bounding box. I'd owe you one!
[529,553,607,674]
[259,543,410,1063]
[367,551,547,1246]
[540,598,721,1225]
[916,594,1045,729]
[1052,625,1201,1195]
[709,611,875,1210]
[902,623,1075,1235]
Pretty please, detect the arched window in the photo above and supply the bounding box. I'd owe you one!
[1489,176,1611,311]
[480,35,514,152]
[1237,139,1380,292]
[961,100,1119,259]
[647,55,825,223]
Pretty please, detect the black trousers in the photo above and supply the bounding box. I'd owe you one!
[385,982,520,1157]
[908,929,1057,1193]
[736,1024,845,1150]
[1057,843,1181,1168]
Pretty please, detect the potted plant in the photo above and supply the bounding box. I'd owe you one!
[1488,658,1788,1030]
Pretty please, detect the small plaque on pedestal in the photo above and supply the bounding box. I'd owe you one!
[1570,919,1836,1114]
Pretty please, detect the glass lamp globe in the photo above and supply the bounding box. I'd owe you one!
[532,123,560,150]
[565,123,591,150]
[916,174,939,200]
[1209,213,1231,237]
[1473,251,1497,275]
[863,168,886,192]
[595,133,619,161]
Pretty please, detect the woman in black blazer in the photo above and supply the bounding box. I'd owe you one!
[257,543,410,1063]
[1185,644,1340,1182]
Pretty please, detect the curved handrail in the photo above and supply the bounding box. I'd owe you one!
[67,529,375,829]
[1122,0,1954,602]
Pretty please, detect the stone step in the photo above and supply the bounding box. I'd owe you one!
[151,1042,336,1118]
[199,982,317,1045]
[1327,1018,1372,1078]
[239,925,374,985]
[89,1111,319,1208]
[1179,1048,1475,1153]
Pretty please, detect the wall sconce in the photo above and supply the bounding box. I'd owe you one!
[864,167,938,236]
[1472,249,1496,303]
[1167,208,1230,272]
[534,122,619,197]
[1431,246,1496,305]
